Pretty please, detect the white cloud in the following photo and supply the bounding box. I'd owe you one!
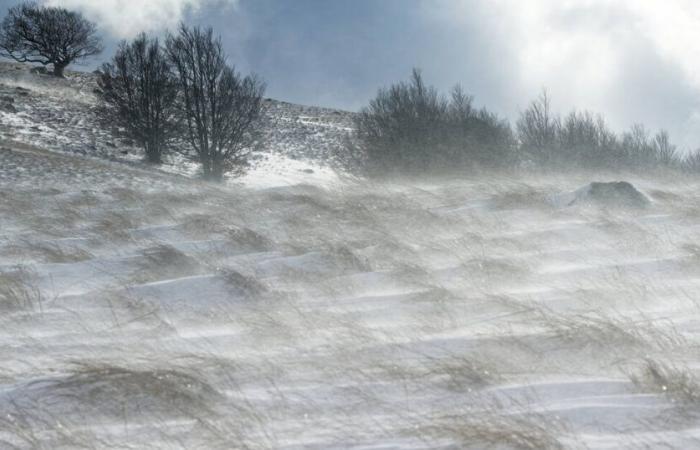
[426,0,700,148]
[44,0,238,38]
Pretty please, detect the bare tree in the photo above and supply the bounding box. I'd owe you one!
[354,69,513,175]
[651,130,679,167]
[166,24,266,181]
[516,90,560,164]
[355,69,448,173]
[0,2,102,77]
[97,33,179,164]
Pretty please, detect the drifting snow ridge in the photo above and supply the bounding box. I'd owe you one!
[3,140,700,447]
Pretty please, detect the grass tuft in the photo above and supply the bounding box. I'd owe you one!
[0,266,45,312]
[631,359,700,405]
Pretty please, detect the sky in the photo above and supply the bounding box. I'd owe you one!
[2,0,700,150]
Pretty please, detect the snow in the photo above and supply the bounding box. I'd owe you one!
[3,63,700,448]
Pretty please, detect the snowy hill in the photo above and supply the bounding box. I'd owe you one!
[3,63,700,449]
[0,62,355,185]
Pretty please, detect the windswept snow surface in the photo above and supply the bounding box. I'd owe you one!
[3,141,700,448]
[4,65,700,449]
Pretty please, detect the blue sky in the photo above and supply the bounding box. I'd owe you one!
[3,0,700,150]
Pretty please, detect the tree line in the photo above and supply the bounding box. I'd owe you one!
[353,70,699,176]
[1,2,698,180]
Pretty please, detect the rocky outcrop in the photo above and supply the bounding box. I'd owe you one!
[568,181,650,208]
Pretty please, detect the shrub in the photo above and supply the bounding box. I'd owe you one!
[166,24,266,181]
[517,92,682,171]
[98,33,179,164]
[516,90,560,166]
[353,69,514,176]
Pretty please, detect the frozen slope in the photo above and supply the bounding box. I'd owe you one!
[0,62,355,179]
[3,138,700,448]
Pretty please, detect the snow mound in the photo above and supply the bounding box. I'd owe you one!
[555,181,651,208]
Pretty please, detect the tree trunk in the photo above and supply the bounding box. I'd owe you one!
[210,165,224,182]
[144,141,162,164]
[209,154,225,182]
[201,155,212,180]
[53,62,68,78]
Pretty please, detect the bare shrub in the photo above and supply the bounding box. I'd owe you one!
[517,92,681,171]
[98,33,179,164]
[682,148,700,173]
[354,68,513,175]
[166,24,266,180]
[517,90,560,166]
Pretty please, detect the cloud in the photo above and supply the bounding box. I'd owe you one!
[424,0,700,149]
[43,0,237,38]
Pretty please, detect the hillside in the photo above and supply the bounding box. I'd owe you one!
[0,62,355,186]
[2,64,700,449]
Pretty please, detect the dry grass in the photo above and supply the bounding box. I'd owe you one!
[419,411,570,449]
[429,357,499,392]
[326,244,371,273]
[181,213,229,238]
[104,186,145,203]
[630,359,700,405]
[537,309,685,352]
[54,362,222,415]
[134,244,201,283]
[226,227,273,252]
[0,266,45,312]
[90,211,136,241]
[5,239,92,263]
[219,269,268,299]
[0,362,225,448]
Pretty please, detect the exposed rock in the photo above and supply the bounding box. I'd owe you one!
[568,181,650,208]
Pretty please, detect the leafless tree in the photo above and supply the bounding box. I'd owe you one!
[354,69,448,173]
[166,24,266,181]
[0,2,102,77]
[651,130,678,167]
[516,90,560,164]
[97,33,179,164]
[354,69,513,175]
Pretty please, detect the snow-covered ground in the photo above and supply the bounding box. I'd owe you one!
[0,62,355,183]
[3,64,700,449]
